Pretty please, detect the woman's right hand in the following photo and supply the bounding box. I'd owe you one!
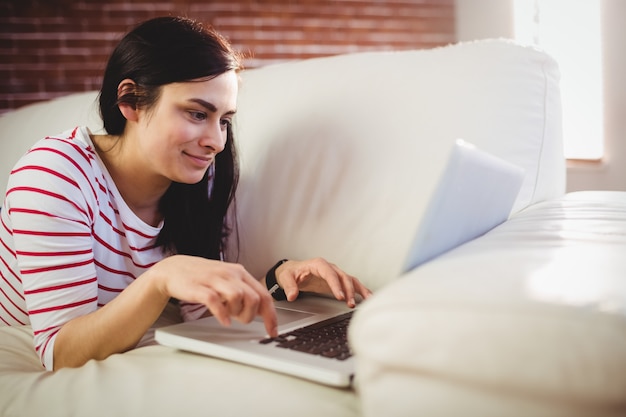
[148,255,278,337]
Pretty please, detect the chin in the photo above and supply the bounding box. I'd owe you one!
[180,176,206,185]
[170,171,205,185]
[171,166,211,185]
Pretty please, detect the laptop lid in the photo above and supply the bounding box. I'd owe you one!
[402,139,525,272]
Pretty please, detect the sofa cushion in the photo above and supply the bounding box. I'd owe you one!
[230,39,565,290]
[349,191,626,417]
[0,303,359,417]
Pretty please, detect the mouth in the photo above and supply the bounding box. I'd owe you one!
[183,151,213,167]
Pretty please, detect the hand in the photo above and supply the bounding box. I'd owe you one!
[150,255,278,337]
[274,258,372,307]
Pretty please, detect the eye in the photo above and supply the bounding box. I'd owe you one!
[220,118,233,130]
[188,111,207,121]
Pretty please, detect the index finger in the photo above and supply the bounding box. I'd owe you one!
[257,293,278,337]
[239,271,279,338]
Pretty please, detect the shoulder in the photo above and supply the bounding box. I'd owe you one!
[7,127,104,210]
[11,126,102,183]
[25,127,98,167]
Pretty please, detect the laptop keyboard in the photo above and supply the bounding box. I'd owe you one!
[259,310,354,361]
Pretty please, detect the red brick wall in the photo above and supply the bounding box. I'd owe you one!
[0,0,455,114]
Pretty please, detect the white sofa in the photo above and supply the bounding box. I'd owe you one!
[1,39,625,417]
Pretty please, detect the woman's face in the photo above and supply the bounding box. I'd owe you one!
[133,70,238,185]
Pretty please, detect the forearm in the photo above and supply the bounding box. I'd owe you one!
[52,255,282,369]
[53,272,169,370]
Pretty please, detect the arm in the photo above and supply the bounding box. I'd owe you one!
[54,256,278,369]
[7,136,277,370]
[53,268,169,368]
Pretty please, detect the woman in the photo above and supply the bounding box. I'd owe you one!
[0,16,371,371]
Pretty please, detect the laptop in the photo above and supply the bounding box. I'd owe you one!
[155,139,525,387]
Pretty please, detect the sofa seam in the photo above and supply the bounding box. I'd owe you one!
[528,56,551,205]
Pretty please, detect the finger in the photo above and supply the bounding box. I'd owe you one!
[215,266,267,324]
[224,265,277,332]
[199,287,231,327]
[221,286,246,317]
[271,261,301,301]
[331,267,359,307]
[257,292,278,337]
[312,260,348,302]
[290,259,346,301]
[280,276,301,302]
[353,279,373,300]
[231,291,261,324]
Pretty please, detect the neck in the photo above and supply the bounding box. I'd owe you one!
[92,133,169,227]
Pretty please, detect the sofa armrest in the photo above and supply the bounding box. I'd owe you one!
[350,191,626,417]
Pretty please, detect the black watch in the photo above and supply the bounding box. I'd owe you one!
[266,259,288,301]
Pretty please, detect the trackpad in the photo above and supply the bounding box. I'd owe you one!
[253,308,314,325]
[276,308,315,325]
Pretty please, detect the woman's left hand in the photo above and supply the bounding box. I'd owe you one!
[273,258,372,307]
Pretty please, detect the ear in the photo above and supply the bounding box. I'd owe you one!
[117,79,139,122]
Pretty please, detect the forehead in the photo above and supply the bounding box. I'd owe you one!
[160,71,239,110]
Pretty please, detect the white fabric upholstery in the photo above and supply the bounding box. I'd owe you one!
[350,191,626,417]
[230,39,565,291]
[0,303,359,417]
[1,39,622,416]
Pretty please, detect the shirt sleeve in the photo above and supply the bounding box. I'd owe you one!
[5,136,100,370]
[179,301,210,322]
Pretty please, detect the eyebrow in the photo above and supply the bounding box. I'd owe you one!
[188,98,236,116]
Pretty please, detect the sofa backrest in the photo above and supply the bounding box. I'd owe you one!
[0,39,564,291]
[230,39,564,289]
[0,91,103,201]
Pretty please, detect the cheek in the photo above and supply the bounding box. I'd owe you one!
[175,124,198,142]
[155,118,196,145]
[148,107,191,137]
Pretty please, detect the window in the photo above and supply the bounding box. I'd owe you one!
[513,0,603,160]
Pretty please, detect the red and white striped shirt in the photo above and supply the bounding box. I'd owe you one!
[0,126,204,370]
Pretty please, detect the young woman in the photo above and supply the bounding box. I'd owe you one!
[0,16,371,371]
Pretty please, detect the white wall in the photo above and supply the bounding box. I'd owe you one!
[455,0,626,192]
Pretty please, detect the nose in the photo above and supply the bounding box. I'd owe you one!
[199,120,227,153]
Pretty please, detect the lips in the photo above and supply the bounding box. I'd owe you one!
[183,151,213,167]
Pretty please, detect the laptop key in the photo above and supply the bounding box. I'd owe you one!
[259,311,355,360]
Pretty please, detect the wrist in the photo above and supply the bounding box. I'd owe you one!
[142,260,172,302]
[266,259,288,301]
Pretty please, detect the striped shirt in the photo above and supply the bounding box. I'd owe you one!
[0,126,205,370]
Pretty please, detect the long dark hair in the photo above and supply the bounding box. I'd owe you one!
[98,16,241,259]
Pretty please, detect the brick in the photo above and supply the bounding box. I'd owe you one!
[0,0,455,113]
